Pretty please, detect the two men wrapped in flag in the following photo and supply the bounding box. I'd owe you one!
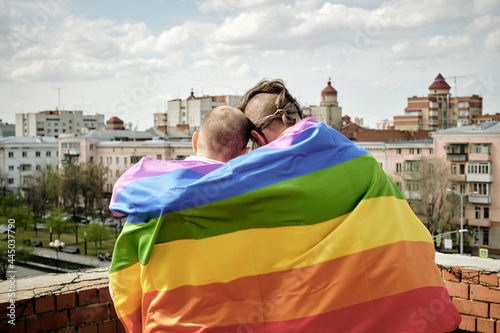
[109,80,461,332]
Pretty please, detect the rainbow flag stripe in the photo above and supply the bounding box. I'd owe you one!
[109,117,460,332]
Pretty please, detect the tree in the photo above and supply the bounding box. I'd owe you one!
[407,157,454,235]
[46,207,69,239]
[9,204,34,232]
[83,222,110,253]
[60,162,82,218]
[0,227,33,280]
[81,163,108,220]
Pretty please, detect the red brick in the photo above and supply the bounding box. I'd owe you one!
[470,285,500,303]
[79,288,98,306]
[16,299,33,317]
[79,323,98,333]
[57,292,76,310]
[442,266,461,282]
[490,303,500,319]
[98,320,116,332]
[477,318,495,333]
[110,304,118,319]
[459,315,476,331]
[117,319,126,333]
[99,286,112,303]
[453,298,489,318]
[481,272,499,287]
[462,269,481,284]
[444,280,469,299]
[26,311,68,333]
[35,295,55,314]
[56,328,76,333]
[0,319,24,332]
[70,304,109,325]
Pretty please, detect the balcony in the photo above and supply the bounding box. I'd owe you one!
[468,195,491,204]
[403,172,420,181]
[466,174,493,182]
[447,153,468,162]
[467,218,491,227]
[61,148,80,156]
[404,191,421,200]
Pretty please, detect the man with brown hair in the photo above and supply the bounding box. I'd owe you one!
[236,79,304,146]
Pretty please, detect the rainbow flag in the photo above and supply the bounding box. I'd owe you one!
[109,117,460,332]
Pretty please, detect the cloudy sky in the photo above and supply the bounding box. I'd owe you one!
[1,0,499,130]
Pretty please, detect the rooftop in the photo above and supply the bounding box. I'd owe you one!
[429,73,451,90]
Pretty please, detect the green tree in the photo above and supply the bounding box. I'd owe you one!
[0,226,33,280]
[81,163,108,220]
[46,207,69,239]
[60,162,83,219]
[9,204,34,231]
[83,222,110,252]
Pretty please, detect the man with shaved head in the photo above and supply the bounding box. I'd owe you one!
[191,105,250,163]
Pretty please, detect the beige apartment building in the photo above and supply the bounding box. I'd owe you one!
[360,121,500,255]
[162,91,242,134]
[16,110,105,138]
[394,74,483,131]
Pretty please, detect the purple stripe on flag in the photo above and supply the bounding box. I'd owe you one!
[264,117,319,149]
[110,157,222,214]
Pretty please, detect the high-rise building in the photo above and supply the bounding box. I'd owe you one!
[394,74,483,131]
[15,110,105,138]
[165,91,242,134]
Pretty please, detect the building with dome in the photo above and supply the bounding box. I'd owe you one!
[105,116,125,130]
[394,74,483,131]
[308,80,343,128]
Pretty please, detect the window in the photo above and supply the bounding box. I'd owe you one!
[416,148,421,155]
[483,229,489,246]
[22,151,27,157]
[46,151,51,157]
[404,161,419,173]
[396,148,401,156]
[468,162,490,175]
[450,144,466,154]
[156,154,162,160]
[396,163,401,174]
[459,184,466,194]
[131,156,142,164]
[471,183,489,195]
[8,152,13,158]
[405,182,419,192]
[8,178,14,184]
[458,101,469,108]
[90,156,94,164]
[116,170,119,177]
[36,151,41,157]
[471,143,490,155]
[395,182,402,190]
[475,206,481,219]
[409,148,415,155]
[474,229,479,245]
[36,165,41,171]
[100,156,103,164]
[430,149,434,156]
[459,164,465,174]
[46,165,52,171]
[428,163,434,174]
[124,157,128,165]
[116,157,119,164]
[90,144,94,150]
[20,164,31,171]
[484,207,489,219]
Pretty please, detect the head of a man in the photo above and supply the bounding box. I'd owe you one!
[237,79,303,146]
[192,106,250,163]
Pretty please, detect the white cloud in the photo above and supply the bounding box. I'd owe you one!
[228,63,258,78]
[385,35,472,61]
[370,80,400,91]
[467,14,500,34]
[485,29,500,51]
[472,0,500,15]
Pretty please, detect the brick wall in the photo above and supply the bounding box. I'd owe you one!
[0,285,125,333]
[2,263,500,332]
[440,264,500,332]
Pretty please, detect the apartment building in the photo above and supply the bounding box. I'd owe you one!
[58,128,191,193]
[165,91,242,134]
[0,136,58,196]
[15,110,105,138]
[431,122,500,255]
[394,74,483,131]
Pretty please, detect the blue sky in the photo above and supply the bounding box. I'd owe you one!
[1,0,499,129]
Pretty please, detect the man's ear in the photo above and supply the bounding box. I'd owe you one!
[192,132,199,153]
[250,130,267,147]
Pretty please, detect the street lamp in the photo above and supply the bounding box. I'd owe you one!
[447,189,477,255]
[84,232,87,256]
[49,239,65,273]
